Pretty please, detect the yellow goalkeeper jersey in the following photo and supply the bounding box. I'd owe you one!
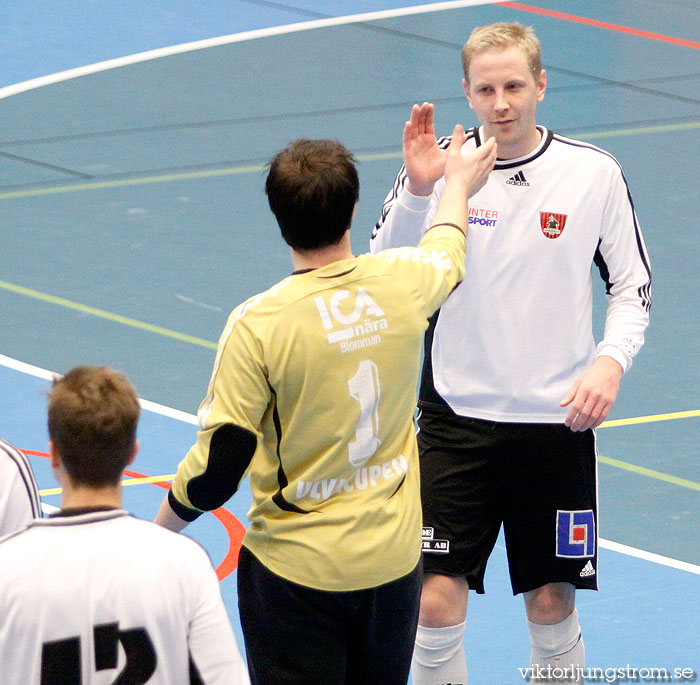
[171,225,465,591]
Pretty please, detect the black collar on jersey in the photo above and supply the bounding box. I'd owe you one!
[50,505,121,518]
[473,125,553,170]
[292,265,358,278]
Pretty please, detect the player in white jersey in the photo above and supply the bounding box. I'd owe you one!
[155,134,497,683]
[0,437,41,536]
[371,22,651,685]
[0,365,249,685]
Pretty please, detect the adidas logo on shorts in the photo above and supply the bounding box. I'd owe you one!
[579,560,596,577]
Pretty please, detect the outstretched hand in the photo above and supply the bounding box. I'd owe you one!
[429,126,496,235]
[444,126,497,198]
[403,103,449,196]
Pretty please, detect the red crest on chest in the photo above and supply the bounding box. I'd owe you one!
[539,212,568,239]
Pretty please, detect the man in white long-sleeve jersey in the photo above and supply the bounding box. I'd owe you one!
[0,437,41,536]
[0,365,249,685]
[371,21,651,685]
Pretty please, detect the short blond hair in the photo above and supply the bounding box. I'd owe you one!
[462,22,542,83]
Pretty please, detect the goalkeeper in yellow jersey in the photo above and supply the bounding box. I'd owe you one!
[156,112,496,684]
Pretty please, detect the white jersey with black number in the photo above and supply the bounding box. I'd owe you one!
[0,509,249,685]
[0,438,41,536]
[371,126,651,423]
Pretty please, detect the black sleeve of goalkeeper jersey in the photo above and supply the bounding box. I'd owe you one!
[185,423,257,511]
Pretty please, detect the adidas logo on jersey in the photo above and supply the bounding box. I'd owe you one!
[506,171,529,186]
[580,560,596,577]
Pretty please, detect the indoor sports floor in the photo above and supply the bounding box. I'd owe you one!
[1,1,699,681]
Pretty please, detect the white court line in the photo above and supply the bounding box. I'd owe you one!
[2,351,700,576]
[0,353,196,425]
[0,0,498,101]
[599,539,700,576]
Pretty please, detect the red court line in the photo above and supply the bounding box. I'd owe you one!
[498,1,700,51]
[23,449,245,581]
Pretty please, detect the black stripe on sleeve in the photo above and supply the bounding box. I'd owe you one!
[168,490,203,522]
[185,424,257,512]
[593,241,612,295]
[371,131,465,241]
[268,385,311,514]
[552,133,652,312]
[0,438,41,517]
[189,652,205,685]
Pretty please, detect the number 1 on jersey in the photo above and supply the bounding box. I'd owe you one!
[347,360,381,467]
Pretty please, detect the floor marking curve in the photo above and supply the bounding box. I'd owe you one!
[6,353,699,576]
[25,448,244,581]
[0,1,498,102]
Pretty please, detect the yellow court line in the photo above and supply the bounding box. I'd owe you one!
[0,164,267,201]
[40,456,700,498]
[1,121,698,202]
[0,280,218,350]
[2,274,698,427]
[123,474,176,486]
[40,473,176,496]
[598,455,700,493]
[581,120,700,140]
[600,409,700,427]
[2,273,698,426]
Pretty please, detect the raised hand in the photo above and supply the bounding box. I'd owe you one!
[430,126,496,235]
[444,126,497,198]
[403,103,449,196]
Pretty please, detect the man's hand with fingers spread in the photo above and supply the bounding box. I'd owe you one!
[403,102,450,197]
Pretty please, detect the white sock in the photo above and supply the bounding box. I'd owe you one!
[527,609,585,683]
[412,621,468,685]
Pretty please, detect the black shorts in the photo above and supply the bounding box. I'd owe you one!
[418,406,598,595]
[237,546,422,685]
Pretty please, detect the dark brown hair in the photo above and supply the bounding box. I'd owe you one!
[265,138,359,251]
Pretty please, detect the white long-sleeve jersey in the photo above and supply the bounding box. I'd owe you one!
[0,510,249,685]
[371,126,651,423]
[0,438,41,537]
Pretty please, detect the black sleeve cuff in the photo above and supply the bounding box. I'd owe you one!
[168,489,204,522]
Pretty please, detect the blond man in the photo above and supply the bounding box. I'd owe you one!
[372,22,651,684]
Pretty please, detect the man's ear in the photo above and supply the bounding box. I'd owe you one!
[49,440,61,469]
[463,78,475,110]
[127,440,139,467]
[536,69,547,103]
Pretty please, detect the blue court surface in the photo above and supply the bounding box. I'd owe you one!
[3,355,699,682]
[1,0,699,681]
